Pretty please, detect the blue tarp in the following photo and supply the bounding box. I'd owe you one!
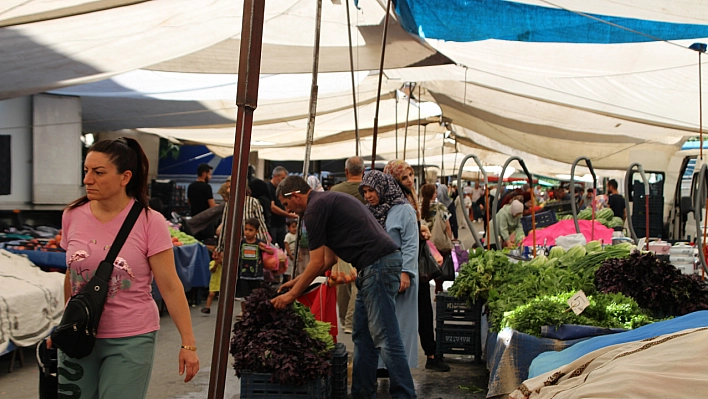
[394,0,708,43]
[529,310,708,378]
[485,328,591,398]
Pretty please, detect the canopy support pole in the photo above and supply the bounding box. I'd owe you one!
[402,83,413,161]
[370,0,392,169]
[294,0,323,279]
[207,1,264,398]
[345,0,360,156]
[395,90,398,158]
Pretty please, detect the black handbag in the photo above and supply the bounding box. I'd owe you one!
[438,252,456,281]
[51,202,143,359]
[418,241,443,281]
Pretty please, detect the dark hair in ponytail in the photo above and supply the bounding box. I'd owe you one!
[420,183,437,221]
[67,137,150,213]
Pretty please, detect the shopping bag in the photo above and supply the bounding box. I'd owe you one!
[438,253,456,281]
[431,209,453,252]
[262,244,280,271]
[452,240,469,272]
[418,240,443,281]
[426,240,444,265]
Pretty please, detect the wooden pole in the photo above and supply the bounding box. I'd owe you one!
[207,0,265,397]
[294,0,323,278]
[345,0,360,156]
[370,0,393,169]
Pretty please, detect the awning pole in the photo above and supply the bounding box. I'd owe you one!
[370,0,393,169]
[395,91,399,158]
[294,0,323,278]
[402,83,413,161]
[345,0,360,156]
[207,0,265,398]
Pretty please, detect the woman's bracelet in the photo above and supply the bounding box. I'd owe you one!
[181,345,197,351]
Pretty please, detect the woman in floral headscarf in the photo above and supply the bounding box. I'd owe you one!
[384,160,419,219]
[359,170,419,370]
[383,160,450,372]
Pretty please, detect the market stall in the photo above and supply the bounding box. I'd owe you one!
[448,238,708,398]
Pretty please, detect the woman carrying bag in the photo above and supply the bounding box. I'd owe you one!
[384,161,450,372]
[52,138,199,398]
[360,171,419,372]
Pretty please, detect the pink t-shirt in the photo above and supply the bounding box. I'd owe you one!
[61,201,173,338]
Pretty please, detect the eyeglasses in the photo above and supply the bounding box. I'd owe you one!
[282,190,300,197]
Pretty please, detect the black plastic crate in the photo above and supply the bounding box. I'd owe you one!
[331,343,348,399]
[435,294,482,322]
[521,211,557,234]
[435,323,482,363]
[240,372,330,399]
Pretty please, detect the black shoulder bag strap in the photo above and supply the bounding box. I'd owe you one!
[95,201,144,281]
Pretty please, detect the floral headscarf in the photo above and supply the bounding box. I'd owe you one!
[383,159,411,181]
[359,170,408,229]
[383,159,420,219]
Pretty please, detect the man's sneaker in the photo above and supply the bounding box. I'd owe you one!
[344,327,353,334]
[201,308,210,314]
[425,356,450,372]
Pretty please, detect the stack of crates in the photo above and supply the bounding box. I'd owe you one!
[435,293,483,364]
[330,343,348,399]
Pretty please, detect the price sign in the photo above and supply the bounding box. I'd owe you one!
[567,290,590,315]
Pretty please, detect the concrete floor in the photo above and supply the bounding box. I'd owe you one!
[0,295,489,399]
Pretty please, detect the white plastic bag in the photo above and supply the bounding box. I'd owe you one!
[555,233,587,250]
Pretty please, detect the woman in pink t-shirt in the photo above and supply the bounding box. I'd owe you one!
[52,138,199,398]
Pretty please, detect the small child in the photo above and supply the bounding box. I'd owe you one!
[283,220,298,281]
[201,252,223,314]
[235,218,274,300]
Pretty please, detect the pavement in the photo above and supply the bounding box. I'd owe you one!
[0,291,489,399]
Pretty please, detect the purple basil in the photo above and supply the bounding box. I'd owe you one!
[230,288,332,386]
[594,252,708,317]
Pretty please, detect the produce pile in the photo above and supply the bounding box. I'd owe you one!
[558,208,624,229]
[596,252,708,317]
[231,288,333,385]
[6,233,64,251]
[448,242,659,336]
[168,227,198,246]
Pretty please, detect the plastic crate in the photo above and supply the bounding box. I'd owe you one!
[240,372,330,399]
[435,323,482,363]
[331,343,348,399]
[435,294,482,322]
[520,211,557,234]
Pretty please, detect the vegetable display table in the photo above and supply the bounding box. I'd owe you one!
[4,243,210,299]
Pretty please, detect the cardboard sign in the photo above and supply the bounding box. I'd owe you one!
[567,290,590,315]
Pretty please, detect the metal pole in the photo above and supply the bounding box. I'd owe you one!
[345,0,360,156]
[294,0,323,278]
[395,91,398,158]
[701,51,704,161]
[441,133,445,179]
[370,0,393,169]
[208,1,265,397]
[403,83,413,161]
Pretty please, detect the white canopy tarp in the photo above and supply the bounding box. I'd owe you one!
[0,0,447,100]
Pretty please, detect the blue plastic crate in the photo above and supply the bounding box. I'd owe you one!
[240,372,330,399]
[521,211,557,234]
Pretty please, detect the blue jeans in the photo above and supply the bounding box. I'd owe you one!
[351,251,417,399]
